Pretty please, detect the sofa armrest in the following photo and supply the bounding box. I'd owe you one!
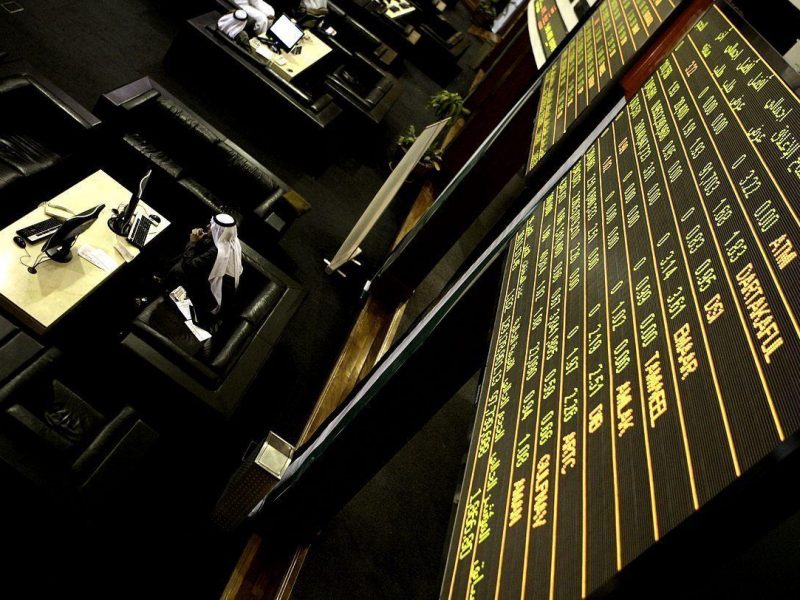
[72,406,138,475]
[0,344,55,404]
[210,321,254,373]
[252,189,310,235]
[252,187,289,220]
[96,76,162,114]
[76,415,159,499]
[0,61,101,130]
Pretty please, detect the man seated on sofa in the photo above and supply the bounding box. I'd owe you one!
[168,214,243,321]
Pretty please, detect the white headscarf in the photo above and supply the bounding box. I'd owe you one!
[233,0,276,36]
[301,0,328,14]
[208,214,243,314]
[218,10,248,39]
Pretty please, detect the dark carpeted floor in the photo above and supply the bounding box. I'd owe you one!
[0,0,480,597]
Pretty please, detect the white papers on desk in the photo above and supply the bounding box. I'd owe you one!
[185,320,212,342]
[114,240,135,262]
[43,203,75,220]
[251,38,288,65]
[77,244,116,272]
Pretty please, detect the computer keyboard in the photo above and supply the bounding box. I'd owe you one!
[16,217,62,244]
[127,216,152,249]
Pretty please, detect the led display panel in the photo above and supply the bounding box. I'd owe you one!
[528,0,681,173]
[444,5,800,598]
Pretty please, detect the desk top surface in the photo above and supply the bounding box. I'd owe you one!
[250,29,332,81]
[384,0,415,20]
[0,170,170,334]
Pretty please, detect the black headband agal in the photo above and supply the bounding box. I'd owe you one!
[214,214,236,227]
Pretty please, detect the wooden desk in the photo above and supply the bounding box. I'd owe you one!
[250,30,332,81]
[0,170,170,334]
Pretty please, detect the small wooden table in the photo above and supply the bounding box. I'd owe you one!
[250,30,332,81]
[384,0,415,20]
[0,170,170,334]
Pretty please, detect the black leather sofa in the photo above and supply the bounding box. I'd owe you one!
[0,316,158,504]
[94,77,310,240]
[0,60,100,220]
[121,240,303,417]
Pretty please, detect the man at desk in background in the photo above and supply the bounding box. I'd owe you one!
[218,0,276,38]
[168,214,243,319]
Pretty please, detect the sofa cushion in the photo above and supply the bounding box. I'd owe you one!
[44,380,104,445]
[5,379,105,456]
[122,132,184,179]
[6,404,74,454]
[128,96,222,173]
[138,96,220,147]
[196,140,281,207]
[0,133,60,178]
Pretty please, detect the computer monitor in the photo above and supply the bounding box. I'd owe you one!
[42,204,105,263]
[108,169,152,236]
[269,15,304,52]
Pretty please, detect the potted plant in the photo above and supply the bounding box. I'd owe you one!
[392,125,443,179]
[473,0,496,29]
[428,90,471,121]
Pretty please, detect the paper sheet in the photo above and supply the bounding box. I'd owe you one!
[77,244,116,272]
[185,320,212,342]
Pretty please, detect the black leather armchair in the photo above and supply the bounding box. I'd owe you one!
[95,77,310,239]
[0,60,100,220]
[0,346,158,503]
[323,1,400,68]
[121,241,303,417]
[342,0,468,82]
[324,50,403,123]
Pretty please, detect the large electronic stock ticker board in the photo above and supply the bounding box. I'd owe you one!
[528,0,681,173]
[445,5,800,599]
[528,1,598,69]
